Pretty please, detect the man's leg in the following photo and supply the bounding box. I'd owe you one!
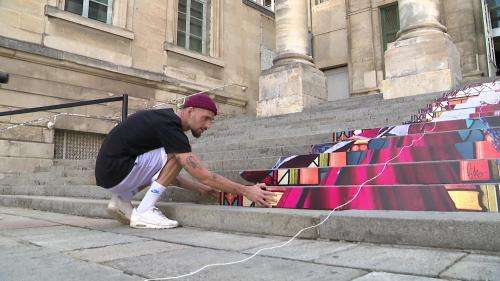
[130,155,183,229]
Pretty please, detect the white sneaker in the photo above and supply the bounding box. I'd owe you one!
[130,207,179,229]
[106,194,133,225]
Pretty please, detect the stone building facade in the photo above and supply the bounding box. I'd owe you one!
[0,0,495,173]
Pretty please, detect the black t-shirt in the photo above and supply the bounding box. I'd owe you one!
[95,108,191,188]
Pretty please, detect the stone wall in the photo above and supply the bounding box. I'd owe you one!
[0,0,274,174]
[310,0,491,96]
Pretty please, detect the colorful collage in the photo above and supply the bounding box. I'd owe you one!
[220,81,500,212]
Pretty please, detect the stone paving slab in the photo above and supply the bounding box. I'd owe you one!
[0,206,121,228]
[0,225,91,238]
[68,240,188,263]
[0,224,146,251]
[0,213,60,229]
[27,230,147,251]
[95,225,287,252]
[0,248,141,281]
[352,272,447,281]
[243,239,358,262]
[106,247,367,281]
[2,206,500,281]
[314,244,466,277]
[440,254,500,281]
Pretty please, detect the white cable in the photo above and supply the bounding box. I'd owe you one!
[144,121,438,281]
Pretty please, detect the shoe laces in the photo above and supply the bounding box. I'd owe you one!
[151,207,168,219]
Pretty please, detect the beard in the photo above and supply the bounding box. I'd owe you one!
[191,129,202,138]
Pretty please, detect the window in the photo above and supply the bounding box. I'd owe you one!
[249,0,274,11]
[177,0,210,54]
[488,0,500,28]
[315,0,329,5]
[65,0,113,24]
[380,3,400,52]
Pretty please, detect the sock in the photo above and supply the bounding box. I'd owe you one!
[136,181,166,213]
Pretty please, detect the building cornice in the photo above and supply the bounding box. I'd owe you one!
[0,36,246,108]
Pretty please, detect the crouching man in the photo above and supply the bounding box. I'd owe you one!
[95,93,274,229]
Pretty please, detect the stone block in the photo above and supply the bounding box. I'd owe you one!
[319,210,500,251]
[314,244,465,276]
[67,240,186,263]
[19,13,44,34]
[243,239,357,262]
[0,140,53,158]
[106,247,366,281]
[311,0,347,35]
[44,17,133,66]
[352,272,446,281]
[313,29,348,69]
[381,32,462,99]
[0,213,60,230]
[381,69,456,99]
[257,62,327,117]
[54,114,116,134]
[0,157,53,173]
[0,248,141,281]
[440,254,500,281]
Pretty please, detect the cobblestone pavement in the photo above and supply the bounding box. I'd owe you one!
[0,206,499,281]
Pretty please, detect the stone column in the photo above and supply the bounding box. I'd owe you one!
[257,0,326,117]
[273,0,312,66]
[381,0,462,99]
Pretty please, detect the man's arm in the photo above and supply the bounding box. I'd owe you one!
[173,174,219,199]
[174,152,274,207]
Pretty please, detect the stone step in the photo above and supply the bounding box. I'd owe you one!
[199,106,497,146]
[241,159,500,186]
[311,127,497,154]
[198,143,312,162]
[198,102,431,141]
[208,92,441,131]
[0,184,216,204]
[0,175,96,186]
[197,116,498,162]
[202,140,499,171]
[220,184,500,212]
[329,116,499,144]
[204,91,487,137]
[469,109,500,119]
[192,111,496,153]
[0,194,497,251]
[193,133,333,154]
[209,94,383,127]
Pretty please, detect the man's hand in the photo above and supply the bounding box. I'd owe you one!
[174,153,275,206]
[243,183,275,208]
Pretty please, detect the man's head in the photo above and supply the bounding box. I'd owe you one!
[178,93,217,138]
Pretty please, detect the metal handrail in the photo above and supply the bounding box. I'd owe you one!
[0,94,129,122]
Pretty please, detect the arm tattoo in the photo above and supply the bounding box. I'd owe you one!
[186,155,201,169]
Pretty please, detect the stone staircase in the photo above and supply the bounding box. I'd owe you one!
[1,81,499,252]
[223,83,500,213]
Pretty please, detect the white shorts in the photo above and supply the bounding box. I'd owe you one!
[109,148,168,200]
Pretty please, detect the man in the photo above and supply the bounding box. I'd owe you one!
[95,93,274,229]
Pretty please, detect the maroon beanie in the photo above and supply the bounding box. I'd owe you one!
[182,93,218,115]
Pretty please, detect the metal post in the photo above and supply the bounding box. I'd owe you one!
[121,94,129,122]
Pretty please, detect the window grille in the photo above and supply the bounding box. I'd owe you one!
[54,130,106,160]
